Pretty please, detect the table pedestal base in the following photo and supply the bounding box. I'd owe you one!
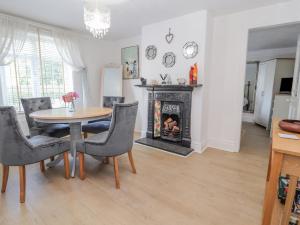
[46,122,82,178]
[46,123,106,177]
[70,122,82,178]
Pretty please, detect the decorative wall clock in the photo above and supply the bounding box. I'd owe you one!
[145,45,157,60]
[183,41,198,59]
[162,52,176,68]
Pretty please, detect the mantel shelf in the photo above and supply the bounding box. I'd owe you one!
[134,84,203,91]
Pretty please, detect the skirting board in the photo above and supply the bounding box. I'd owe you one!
[207,138,239,152]
[139,130,147,138]
[191,141,206,153]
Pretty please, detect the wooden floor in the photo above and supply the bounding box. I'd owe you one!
[0,123,270,225]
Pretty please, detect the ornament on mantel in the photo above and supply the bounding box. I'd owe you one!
[160,74,168,85]
[189,63,198,85]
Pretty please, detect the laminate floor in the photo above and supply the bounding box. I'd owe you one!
[0,122,270,225]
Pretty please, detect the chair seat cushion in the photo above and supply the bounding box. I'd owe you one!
[41,124,70,138]
[82,121,110,134]
[76,131,109,152]
[22,135,70,165]
[28,135,69,148]
[88,116,111,123]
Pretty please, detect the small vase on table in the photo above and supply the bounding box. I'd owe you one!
[62,92,79,112]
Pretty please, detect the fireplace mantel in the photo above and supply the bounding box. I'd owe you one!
[135,84,198,156]
[135,84,202,92]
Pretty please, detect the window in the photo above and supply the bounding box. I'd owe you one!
[0,27,73,111]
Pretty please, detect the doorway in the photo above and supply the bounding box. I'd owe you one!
[240,23,300,150]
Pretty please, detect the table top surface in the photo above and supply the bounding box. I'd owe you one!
[272,118,300,157]
[30,107,112,122]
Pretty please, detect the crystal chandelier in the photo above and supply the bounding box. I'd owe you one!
[84,0,111,39]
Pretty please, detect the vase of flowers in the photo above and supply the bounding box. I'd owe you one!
[62,92,79,112]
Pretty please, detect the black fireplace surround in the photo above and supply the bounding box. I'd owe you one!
[135,84,201,156]
[146,86,192,147]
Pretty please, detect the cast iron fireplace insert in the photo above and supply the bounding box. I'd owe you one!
[135,84,201,156]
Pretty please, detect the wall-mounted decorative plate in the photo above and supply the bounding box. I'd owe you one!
[183,41,198,59]
[162,52,176,68]
[145,45,157,60]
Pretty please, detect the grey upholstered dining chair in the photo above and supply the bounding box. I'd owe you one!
[103,96,125,108]
[77,101,138,189]
[0,107,70,203]
[21,97,70,138]
[82,96,125,138]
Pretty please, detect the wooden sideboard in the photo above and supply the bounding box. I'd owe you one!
[262,119,300,225]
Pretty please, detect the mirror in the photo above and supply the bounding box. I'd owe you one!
[183,41,198,59]
[145,45,157,60]
[162,52,176,68]
[103,66,123,97]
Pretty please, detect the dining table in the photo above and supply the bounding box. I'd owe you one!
[30,107,113,178]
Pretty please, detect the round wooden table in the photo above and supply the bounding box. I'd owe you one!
[30,107,112,177]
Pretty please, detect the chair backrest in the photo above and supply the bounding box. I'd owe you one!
[21,97,52,129]
[106,102,138,154]
[0,107,31,165]
[103,96,125,108]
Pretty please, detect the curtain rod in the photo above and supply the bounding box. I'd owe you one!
[0,11,94,40]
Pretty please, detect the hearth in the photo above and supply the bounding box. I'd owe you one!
[135,84,201,156]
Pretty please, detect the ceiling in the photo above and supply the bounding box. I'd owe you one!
[248,23,300,51]
[0,0,291,40]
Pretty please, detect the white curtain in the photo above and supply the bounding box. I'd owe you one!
[53,31,89,107]
[0,15,28,65]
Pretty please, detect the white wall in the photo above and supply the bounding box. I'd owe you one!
[207,0,300,152]
[116,36,144,132]
[79,0,300,153]
[78,37,119,107]
[141,11,208,84]
[247,47,296,62]
[115,11,211,151]
[138,11,211,152]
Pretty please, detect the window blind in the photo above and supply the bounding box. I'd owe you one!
[0,27,73,111]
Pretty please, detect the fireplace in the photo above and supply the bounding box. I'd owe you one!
[135,84,201,156]
[159,101,182,142]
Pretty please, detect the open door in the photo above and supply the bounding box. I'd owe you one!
[289,35,300,119]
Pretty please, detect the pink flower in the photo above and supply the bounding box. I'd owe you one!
[62,91,79,103]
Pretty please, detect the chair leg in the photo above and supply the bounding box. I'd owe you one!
[79,152,85,180]
[19,166,26,203]
[63,152,70,179]
[50,156,55,161]
[83,132,88,139]
[1,165,9,193]
[128,150,137,174]
[113,156,120,189]
[40,160,45,173]
[103,157,109,164]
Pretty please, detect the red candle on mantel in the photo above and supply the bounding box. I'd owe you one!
[193,63,198,85]
[189,66,194,85]
[189,64,198,85]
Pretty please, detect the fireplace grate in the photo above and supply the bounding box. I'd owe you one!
[160,102,182,142]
